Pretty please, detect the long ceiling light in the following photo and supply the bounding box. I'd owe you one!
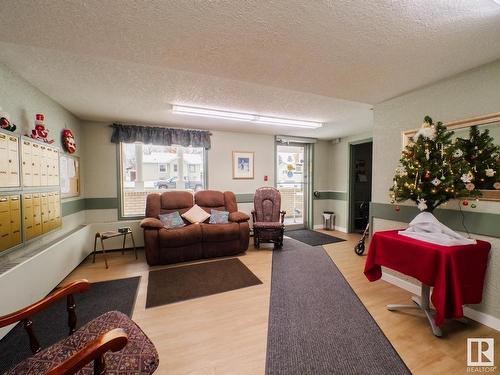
[171,105,322,129]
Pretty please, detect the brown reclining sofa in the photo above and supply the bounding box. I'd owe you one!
[140,190,250,265]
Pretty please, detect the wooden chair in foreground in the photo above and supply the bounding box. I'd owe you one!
[0,279,159,375]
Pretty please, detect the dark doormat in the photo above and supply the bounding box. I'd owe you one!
[0,276,140,374]
[286,229,346,246]
[146,258,262,308]
[266,239,410,374]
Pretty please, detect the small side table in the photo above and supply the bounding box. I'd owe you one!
[93,228,137,269]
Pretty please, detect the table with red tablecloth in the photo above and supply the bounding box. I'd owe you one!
[364,230,491,328]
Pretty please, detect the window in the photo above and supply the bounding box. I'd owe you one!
[120,143,206,217]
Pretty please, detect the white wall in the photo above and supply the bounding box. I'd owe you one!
[208,130,275,193]
[81,121,117,198]
[0,62,85,252]
[372,59,500,320]
[0,62,86,338]
[313,132,372,231]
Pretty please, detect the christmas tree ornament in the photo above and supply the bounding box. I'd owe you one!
[395,205,400,212]
[62,128,77,153]
[414,118,436,140]
[423,170,431,180]
[395,166,407,177]
[417,198,428,211]
[431,178,441,186]
[460,172,473,184]
[29,114,54,144]
[465,183,475,191]
[494,182,500,190]
[0,108,16,132]
[485,168,496,177]
[471,204,477,208]
[453,149,463,158]
[462,200,469,206]
[425,148,430,160]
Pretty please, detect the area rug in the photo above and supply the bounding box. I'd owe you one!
[285,229,346,246]
[146,258,262,308]
[266,239,410,375]
[0,276,140,374]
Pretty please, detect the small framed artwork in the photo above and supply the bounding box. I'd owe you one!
[232,151,254,179]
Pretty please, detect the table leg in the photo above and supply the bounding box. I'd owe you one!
[130,231,137,260]
[387,284,442,337]
[92,234,98,263]
[100,237,109,269]
[122,233,126,255]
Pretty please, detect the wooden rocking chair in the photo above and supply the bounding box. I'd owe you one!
[0,279,158,375]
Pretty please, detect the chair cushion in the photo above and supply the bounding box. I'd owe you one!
[159,224,202,247]
[159,211,186,229]
[254,221,284,229]
[5,311,159,375]
[181,204,211,224]
[200,223,240,242]
[209,209,229,224]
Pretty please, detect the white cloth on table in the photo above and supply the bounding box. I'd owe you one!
[398,212,476,246]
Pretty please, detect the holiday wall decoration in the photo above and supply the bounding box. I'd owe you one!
[456,125,500,190]
[62,128,77,153]
[390,116,480,213]
[0,108,16,132]
[29,113,54,144]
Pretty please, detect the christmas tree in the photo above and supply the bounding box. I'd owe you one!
[390,116,480,213]
[456,126,499,190]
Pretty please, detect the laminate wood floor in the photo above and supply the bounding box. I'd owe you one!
[61,232,499,374]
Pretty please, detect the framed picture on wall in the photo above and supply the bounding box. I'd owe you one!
[232,151,254,179]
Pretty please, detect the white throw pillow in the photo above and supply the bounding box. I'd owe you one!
[181,204,211,224]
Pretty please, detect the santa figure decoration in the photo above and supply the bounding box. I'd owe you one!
[0,108,16,132]
[29,113,54,143]
[62,128,77,153]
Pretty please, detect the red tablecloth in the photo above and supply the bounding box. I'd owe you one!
[364,230,491,326]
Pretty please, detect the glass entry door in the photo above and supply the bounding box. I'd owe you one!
[276,143,309,229]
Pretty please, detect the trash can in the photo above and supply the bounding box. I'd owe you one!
[322,211,335,230]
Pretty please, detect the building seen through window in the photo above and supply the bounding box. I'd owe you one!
[120,143,205,216]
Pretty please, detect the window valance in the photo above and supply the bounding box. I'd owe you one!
[110,123,211,149]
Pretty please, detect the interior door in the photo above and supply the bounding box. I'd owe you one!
[276,143,310,229]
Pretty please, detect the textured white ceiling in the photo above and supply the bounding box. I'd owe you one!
[0,0,500,138]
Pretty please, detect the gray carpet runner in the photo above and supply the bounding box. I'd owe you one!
[266,239,410,375]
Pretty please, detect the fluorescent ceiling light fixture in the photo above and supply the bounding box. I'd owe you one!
[171,105,322,129]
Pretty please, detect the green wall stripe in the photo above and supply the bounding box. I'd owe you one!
[61,199,86,216]
[235,193,254,203]
[313,191,348,201]
[63,192,349,216]
[62,197,118,216]
[85,198,119,210]
[370,202,500,238]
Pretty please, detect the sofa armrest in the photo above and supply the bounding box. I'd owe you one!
[229,211,250,223]
[140,218,164,229]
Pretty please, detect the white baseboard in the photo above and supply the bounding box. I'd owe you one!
[313,224,347,233]
[381,271,500,332]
